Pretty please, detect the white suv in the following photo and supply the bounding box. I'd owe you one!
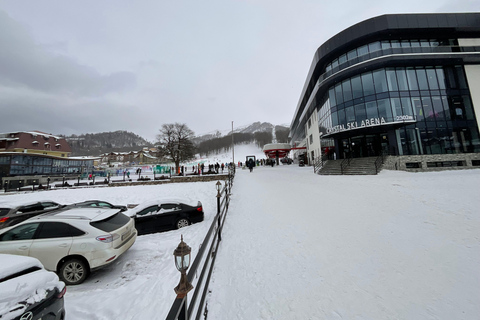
[0,207,137,285]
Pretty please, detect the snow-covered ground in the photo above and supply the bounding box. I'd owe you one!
[207,166,480,320]
[0,143,479,319]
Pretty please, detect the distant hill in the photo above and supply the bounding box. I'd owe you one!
[194,122,290,156]
[65,123,289,157]
[65,131,152,156]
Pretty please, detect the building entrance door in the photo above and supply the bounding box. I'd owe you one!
[340,133,390,159]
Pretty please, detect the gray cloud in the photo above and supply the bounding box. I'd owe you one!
[0,10,136,97]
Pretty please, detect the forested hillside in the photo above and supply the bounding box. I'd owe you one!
[66,131,152,156]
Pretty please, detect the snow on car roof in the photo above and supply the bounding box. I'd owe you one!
[0,254,43,280]
[125,198,199,217]
[0,200,58,209]
[53,207,121,222]
[0,254,64,319]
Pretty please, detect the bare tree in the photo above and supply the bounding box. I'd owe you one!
[156,123,196,173]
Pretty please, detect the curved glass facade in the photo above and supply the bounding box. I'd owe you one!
[319,65,480,156]
[291,13,480,164]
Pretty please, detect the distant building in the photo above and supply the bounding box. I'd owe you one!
[100,148,160,165]
[0,131,94,182]
[0,131,71,157]
[290,13,480,171]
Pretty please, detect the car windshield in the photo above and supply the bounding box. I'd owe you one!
[0,209,9,217]
[90,213,130,232]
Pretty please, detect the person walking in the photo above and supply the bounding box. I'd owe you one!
[247,158,255,172]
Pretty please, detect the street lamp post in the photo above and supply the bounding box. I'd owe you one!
[173,235,193,320]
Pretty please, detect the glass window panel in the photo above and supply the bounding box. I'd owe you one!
[357,45,369,56]
[337,108,346,125]
[381,41,390,49]
[445,67,457,88]
[386,69,398,91]
[416,69,429,90]
[455,66,468,89]
[411,97,424,121]
[338,54,347,65]
[426,69,439,90]
[347,49,357,60]
[361,72,375,96]
[365,101,378,119]
[391,40,401,48]
[419,129,430,154]
[373,69,388,93]
[436,68,446,90]
[410,40,420,47]
[431,96,444,119]
[368,42,381,52]
[391,98,402,118]
[354,103,366,123]
[332,59,339,69]
[335,83,343,104]
[406,68,419,90]
[437,128,452,153]
[342,79,352,102]
[401,40,411,48]
[396,69,409,91]
[422,97,435,121]
[441,96,450,120]
[329,88,336,106]
[463,95,475,120]
[326,64,332,72]
[345,105,355,122]
[351,75,363,99]
[332,111,338,126]
[419,40,430,47]
[427,130,443,154]
[377,98,392,121]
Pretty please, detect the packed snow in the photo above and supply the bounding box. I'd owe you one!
[0,144,479,319]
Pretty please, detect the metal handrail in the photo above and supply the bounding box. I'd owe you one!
[340,157,351,175]
[166,168,235,320]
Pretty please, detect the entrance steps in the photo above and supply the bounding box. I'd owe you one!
[319,157,382,175]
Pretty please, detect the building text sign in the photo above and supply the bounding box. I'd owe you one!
[326,116,416,135]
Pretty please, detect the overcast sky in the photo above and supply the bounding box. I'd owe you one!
[0,0,479,141]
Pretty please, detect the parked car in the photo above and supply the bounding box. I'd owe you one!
[65,200,127,212]
[0,200,63,230]
[0,254,66,320]
[126,200,204,235]
[0,207,137,285]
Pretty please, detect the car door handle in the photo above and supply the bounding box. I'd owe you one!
[59,243,69,247]
[18,246,29,250]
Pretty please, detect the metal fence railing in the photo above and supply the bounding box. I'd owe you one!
[165,167,235,320]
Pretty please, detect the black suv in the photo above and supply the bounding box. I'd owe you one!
[0,201,63,229]
[0,254,66,320]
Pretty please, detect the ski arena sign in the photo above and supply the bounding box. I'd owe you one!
[326,116,416,135]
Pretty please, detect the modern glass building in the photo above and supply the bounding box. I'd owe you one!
[290,13,480,170]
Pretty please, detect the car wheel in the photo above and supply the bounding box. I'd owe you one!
[59,258,88,285]
[176,218,190,229]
